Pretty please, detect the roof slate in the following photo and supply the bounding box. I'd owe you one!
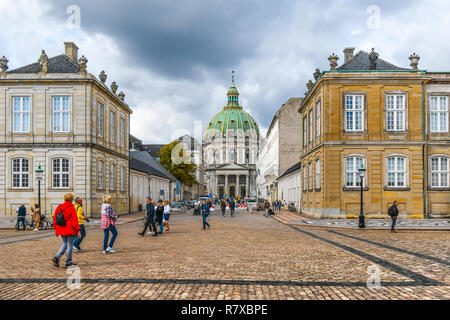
[278,161,302,180]
[7,54,80,74]
[130,151,177,182]
[336,51,408,71]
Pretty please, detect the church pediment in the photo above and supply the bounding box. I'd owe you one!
[214,163,249,171]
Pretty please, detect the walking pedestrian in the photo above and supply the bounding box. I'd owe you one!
[229,199,236,217]
[163,200,170,232]
[220,199,226,217]
[16,204,27,231]
[101,195,119,254]
[388,200,399,233]
[155,200,164,234]
[73,197,89,252]
[201,200,210,230]
[51,193,80,268]
[31,203,40,231]
[138,197,158,237]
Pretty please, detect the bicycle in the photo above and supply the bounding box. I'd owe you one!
[38,211,52,230]
[15,214,34,230]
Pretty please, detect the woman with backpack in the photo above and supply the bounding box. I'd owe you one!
[155,200,164,234]
[101,195,119,254]
[52,193,80,268]
[163,200,171,232]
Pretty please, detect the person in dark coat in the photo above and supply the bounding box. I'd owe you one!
[388,200,399,233]
[201,200,211,230]
[155,200,164,234]
[16,204,27,231]
[138,197,157,237]
[220,199,226,217]
[229,199,236,217]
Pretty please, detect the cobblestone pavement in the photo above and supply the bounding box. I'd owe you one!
[0,210,449,300]
[273,212,450,230]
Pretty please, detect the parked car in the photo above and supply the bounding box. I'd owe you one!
[186,200,196,209]
[171,201,186,211]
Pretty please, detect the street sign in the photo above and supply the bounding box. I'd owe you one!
[176,181,181,195]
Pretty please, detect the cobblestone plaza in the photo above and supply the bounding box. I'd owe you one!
[0,211,448,300]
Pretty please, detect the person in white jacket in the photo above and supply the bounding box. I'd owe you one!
[163,200,170,232]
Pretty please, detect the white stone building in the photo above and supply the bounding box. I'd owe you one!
[0,42,132,217]
[277,161,302,212]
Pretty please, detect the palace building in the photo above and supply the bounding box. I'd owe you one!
[203,74,260,199]
[0,42,132,217]
[299,48,449,219]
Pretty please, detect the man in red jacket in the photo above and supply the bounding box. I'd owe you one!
[52,193,81,268]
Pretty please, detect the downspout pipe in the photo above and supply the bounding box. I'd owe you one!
[421,78,428,219]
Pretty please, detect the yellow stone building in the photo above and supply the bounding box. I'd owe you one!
[298,48,449,219]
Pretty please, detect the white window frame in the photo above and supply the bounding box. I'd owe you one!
[120,166,125,192]
[120,117,125,148]
[110,111,116,144]
[387,156,407,188]
[344,95,364,132]
[303,116,308,147]
[309,109,313,143]
[52,96,71,132]
[97,160,104,189]
[315,159,320,189]
[345,156,365,188]
[308,162,312,190]
[52,158,70,188]
[12,158,29,188]
[97,102,104,137]
[109,163,116,191]
[430,156,449,188]
[430,96,448,133]
[386,94,406,131]
[316,100,321,138]
[12,96,31,133]
[303,165,307,191]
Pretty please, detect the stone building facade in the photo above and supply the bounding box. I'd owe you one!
[0,42,132,217]
[298,48,449,219]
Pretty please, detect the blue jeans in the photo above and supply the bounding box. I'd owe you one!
[103,225,118,250]
[16,216,26,231]
[202,215,210,229]
[56,235,75,263]
[391,216,397,231]
[73,224,86,249]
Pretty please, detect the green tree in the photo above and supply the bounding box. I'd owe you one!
[158,141,197,186]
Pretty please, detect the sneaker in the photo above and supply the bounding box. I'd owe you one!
[52,256,60,267]
[138,232,144,236]
[73,247,80,253]
[65,262,77,268]
[33,228,38,232]
[147,231,153,235]
[106,247,116,254]
[103,250,107,254]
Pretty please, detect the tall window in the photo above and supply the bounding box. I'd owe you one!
[346,157,364,187]
[120,166,125,192]
[303,116,307,147]
[303,165,307,191]
[53,96,70,132]
[245,149,250,164]
[110,111,116,143]
[97,103,104,137]
[52,158,70,188]
[387,157,406,187]
[214,150,220,164]
[230,149,236,162]
[386,94,406,131]
[12,158,29,188]
[431,157,449,188]
[120,118,125,148]
[13,97,31,132]
[308,162,312,190]
[309,110,313,143]
[316,100,321,138]
[430,96,448,132]
[110,163,116,190]
[315,159,320,189]
[97,160,104,189]
[345,95,364,132]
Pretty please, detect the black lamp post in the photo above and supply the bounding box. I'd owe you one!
[35,164,43,212]
[358,163,366,229]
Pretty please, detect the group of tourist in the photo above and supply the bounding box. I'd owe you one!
[220,198,236,217]
[15,203,42,232]
[138,198,171,237]
[51,193,119,268]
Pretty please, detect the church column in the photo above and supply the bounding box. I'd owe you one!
[236,175,240,198]
[215,175,219,197]
[225,174,228,198]
[246,174,249,197]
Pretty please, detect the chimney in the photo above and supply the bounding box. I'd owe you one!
[343,47,355,63]
[64,42,79,62]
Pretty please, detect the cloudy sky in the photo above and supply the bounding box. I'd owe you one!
[1,0,449,143]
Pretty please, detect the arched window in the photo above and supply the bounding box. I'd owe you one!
[387,156,406,187]
[97,160,104,189]
[12,158,29,188]
[230,149,236,162]
[214,150,220,164]
[345,156,365,187]
[430,156,449,188]
[245,149,250,164]
[52,158,70,188]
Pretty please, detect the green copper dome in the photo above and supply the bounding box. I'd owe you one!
[204,79,260,139]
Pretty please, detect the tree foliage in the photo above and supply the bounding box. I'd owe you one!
[158,141,197,186]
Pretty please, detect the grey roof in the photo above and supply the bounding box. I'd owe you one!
[142,144,165,157]
[336,51,409,71]
[277,161,302,180]
[130,158,169,179]
[130,151,177,182]
[8,54,80,74]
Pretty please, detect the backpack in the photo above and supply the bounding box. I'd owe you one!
[55,204,70,226]
[388,206,394,217]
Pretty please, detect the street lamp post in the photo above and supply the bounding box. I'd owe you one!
[358,163,366,229]
[35,164,43,212]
